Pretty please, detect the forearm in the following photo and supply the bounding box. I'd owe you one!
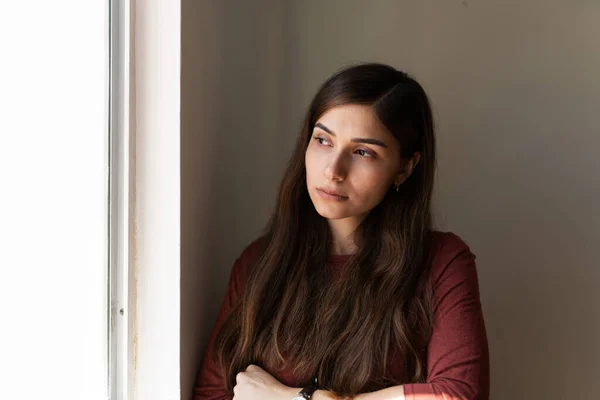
[353,386,405,400]
[285,385,405,400]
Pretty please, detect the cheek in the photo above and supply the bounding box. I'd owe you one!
[304,148,321,182]
[351,165,392,203]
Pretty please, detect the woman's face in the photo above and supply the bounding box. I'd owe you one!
[305,104,412,223]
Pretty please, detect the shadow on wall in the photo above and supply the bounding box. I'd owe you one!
[180,1,288,398]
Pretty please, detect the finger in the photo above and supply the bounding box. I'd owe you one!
[235,371,245,383]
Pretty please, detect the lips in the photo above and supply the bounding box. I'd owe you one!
[316,187,348,200]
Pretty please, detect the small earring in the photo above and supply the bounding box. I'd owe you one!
[393,184,399,192]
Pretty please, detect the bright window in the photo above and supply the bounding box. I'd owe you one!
[1,2,111,400]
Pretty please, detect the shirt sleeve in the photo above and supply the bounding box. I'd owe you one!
[192,240,260,400]
[402,233,490,400]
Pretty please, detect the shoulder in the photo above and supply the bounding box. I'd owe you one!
[427,230,477,286]
[235,236,265,267]
[236,236,265,267]
[228,236,266,292]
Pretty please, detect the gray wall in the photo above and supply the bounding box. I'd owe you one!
[181,1,600,399]
[180,0,286,397]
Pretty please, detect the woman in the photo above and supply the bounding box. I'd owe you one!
[193,63,489,400]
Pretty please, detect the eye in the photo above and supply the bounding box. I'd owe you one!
[355,148,376,158]
[313,136,331,146]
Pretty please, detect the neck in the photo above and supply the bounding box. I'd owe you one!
[327,216,364,255]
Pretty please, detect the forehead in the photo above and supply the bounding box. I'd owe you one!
[316,104,389,138]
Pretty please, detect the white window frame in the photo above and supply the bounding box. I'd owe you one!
[109,1,181,400]
[108,1,134,399]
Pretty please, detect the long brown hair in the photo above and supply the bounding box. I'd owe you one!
[214,63,437,397]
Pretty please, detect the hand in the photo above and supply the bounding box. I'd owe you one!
[233,364,298,400]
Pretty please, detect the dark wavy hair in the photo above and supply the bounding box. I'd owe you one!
[214,63,437,398]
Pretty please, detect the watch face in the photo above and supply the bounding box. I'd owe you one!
[291,397,305,400]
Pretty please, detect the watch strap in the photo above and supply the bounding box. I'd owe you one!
[296,377,318,399]
[298,385,317,399]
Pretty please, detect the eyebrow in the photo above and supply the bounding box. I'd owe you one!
[314,122,388,148]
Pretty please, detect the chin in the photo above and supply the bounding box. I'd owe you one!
[313,202,354,220]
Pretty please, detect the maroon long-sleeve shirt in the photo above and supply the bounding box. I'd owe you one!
[193,231,490,399]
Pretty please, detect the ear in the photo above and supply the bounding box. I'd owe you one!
[393,152,421,186]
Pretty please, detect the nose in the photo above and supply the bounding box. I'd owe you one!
[324,152,347,182]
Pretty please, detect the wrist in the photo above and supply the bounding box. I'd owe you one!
[286,387,331,400]
[285,387,303,399]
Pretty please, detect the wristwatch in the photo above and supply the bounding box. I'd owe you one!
[291,377,318,400]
